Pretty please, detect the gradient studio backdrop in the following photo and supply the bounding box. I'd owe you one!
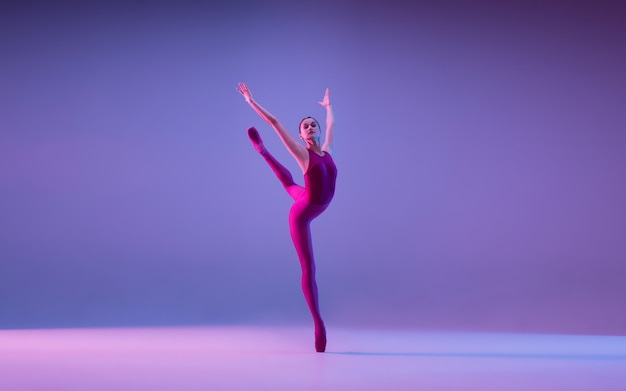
[1,0,624,334]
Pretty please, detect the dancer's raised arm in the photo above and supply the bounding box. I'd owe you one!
[318,88,334,155]
[237,82,308,172]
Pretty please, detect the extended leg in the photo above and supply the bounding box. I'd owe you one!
[247,127,304,200]
[289,199,328,352]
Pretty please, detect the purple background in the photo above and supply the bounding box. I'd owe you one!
[1,0,624,334]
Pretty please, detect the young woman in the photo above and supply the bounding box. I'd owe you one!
[237,82,336,352]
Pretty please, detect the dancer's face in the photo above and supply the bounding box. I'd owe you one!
[299,118,320,142]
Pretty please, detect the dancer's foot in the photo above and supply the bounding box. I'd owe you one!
[247,126,265,153]
[315,324,327,353]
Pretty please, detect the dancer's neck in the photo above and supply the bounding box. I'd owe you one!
[306,142,323,156]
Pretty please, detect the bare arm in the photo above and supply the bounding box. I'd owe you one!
[237,82,309,172]
[319,88,334,155]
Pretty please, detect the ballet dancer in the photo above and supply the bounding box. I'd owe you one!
[236,82,336,352]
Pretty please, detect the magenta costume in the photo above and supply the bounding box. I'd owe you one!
[247,127,336,352]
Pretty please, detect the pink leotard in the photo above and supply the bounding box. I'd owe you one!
[305,149,337,206]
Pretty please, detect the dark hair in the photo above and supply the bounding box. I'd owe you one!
[299,116,320,131]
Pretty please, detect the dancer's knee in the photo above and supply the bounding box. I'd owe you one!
[300,263,316,279]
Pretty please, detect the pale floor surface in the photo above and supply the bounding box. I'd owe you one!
[1,326,625,390]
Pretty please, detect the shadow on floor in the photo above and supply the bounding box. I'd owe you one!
[326,351,626,361]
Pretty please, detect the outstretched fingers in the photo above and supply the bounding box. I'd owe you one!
[318,87,330,108]
[237,82,252,101]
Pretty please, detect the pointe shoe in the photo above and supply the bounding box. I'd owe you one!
[315,326,327,353]
[247,127,265,153]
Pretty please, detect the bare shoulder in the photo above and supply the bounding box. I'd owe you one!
[292,143,310,173]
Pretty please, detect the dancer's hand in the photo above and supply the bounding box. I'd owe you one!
[236,82,253,103]
[318,88,330,108]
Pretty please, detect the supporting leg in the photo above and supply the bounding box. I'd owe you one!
[289,199,328,352]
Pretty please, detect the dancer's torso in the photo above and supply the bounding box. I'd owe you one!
[304,149,337,205]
